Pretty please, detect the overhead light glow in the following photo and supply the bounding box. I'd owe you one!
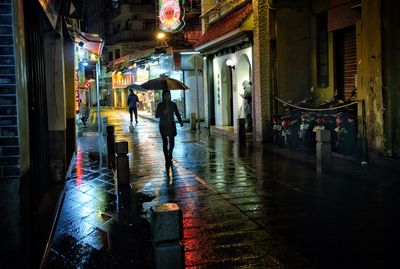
[157,32,166,39]
[226,59,235,67]
[180,51,200,55]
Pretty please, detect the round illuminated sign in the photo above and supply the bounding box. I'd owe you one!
[159,0,185,32]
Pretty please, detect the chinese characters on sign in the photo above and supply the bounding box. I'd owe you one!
[217,74,221,105]
[159,0,185,33]
[112,73,132,89]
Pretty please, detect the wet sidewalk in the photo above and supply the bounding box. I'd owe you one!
[43,108,400,268]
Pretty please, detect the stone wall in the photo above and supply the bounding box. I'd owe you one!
[358,0,384,153]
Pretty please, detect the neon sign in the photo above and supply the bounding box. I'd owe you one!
[159,0,185,33]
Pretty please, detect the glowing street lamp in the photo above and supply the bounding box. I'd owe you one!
[156,32,168,47]
[157,32,166,39]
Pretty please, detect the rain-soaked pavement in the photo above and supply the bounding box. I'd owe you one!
[43,108,400,269]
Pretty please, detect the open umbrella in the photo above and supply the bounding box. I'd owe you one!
[125,83,145,91]
[140,77,189,91]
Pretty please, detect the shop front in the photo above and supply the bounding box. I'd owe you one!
[195,1,254,136]
[111,72,133,108]
[131,53,186,116]
[211,48,253,129]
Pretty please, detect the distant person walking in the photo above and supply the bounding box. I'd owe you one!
[80,99,89,127]
[127,89,139,124]
[155,90,183,169]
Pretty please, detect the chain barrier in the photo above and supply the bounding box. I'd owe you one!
[274,96,358,112]
[274,96,369,164]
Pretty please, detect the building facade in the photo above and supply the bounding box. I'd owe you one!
[0,0,93,266]
[198,0,400,159]
[102,0,204,120]
[195,0,254,137]
[265,0,400,158]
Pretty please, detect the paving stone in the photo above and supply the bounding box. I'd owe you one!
[45,109,400,268]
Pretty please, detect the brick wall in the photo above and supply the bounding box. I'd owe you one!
[252,0,273,141]
[0,0,20,179]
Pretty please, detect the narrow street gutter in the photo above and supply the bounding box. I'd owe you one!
[39,153,76,268]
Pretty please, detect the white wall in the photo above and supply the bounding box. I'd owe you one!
[184,70,205,119]
[212,47,253,128]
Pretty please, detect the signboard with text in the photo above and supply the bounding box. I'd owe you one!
[112,73,132,89]
[159,0,185,33]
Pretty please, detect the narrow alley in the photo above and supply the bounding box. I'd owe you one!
[43,108,400,269]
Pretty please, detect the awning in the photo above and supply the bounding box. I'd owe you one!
[128,48,158,63]
[110,55,130,66]
[194,3,252,51]
[75,32,104,56]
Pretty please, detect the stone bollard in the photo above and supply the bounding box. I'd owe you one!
[116,141,130,186]
[151,203,184,269]
[237,118,246,144]
[102,116,108,135]
[106,126,116,169]
[190,112,196,131]
[316,128,331,172]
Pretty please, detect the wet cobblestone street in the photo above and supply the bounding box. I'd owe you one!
[44,108,400,268]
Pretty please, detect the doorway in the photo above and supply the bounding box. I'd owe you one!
[334,26,357,101]
[221,62,233,126]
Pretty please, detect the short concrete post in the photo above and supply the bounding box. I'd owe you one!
[316,129,331,172]
[115,141,130,185]
[237,118,246,144]
[151,203,184,269]
[190,112,196,131]
[101,116,108,135]
[106,126,116,169]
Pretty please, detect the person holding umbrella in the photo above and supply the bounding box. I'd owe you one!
[127,89,139,124]
[155,90,183,169]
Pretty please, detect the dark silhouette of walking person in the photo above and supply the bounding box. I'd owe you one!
[127,89,139,124]
[155,90,183,169]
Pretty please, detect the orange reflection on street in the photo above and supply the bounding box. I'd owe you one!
[75,149,83,186]
[172,169,210,267]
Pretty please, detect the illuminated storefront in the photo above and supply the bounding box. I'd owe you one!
[111,72,133,108]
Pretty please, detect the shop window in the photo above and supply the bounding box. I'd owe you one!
[115,49,120,59]
[108,51,113,61]
[317,14,329,88]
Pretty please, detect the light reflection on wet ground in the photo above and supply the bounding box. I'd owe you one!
[45,109,400,268]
